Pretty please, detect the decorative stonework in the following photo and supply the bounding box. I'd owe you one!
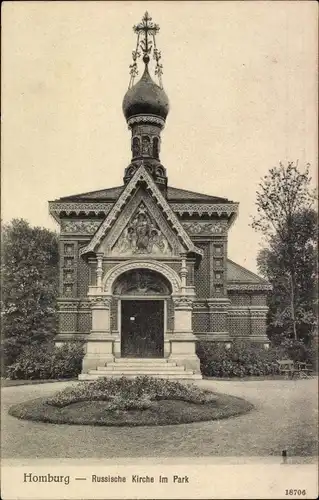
[78,301,91,311]
[89,296,112,308]
[214,284,224,294]
[228,284,272,291]
[63,269,74,281]
[99,191,180,256]
[182,221,228,235]
[79,166,203,257]
[170,203,238,218]
[250,311,268,318]
[127,114,166,129]
[64,257,74,268]
[228,306,268,318]
[173,296,194,307]
[213,244,224,256]
[207,299,230,310]
[249,307,268,319]
[49,202,113,222]
[63,284,74,297]
[61,220,102,234]
[64,243,74,255]
[58,301,78,312]
[112,203,172,256]
[228,310,250,317]
[113,269,171,295]
[60,242,78,298]
[193,302,208,310]
[103,260,182,295]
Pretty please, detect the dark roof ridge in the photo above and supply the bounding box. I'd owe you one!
[55,184,234,203]
[58,185,124,201]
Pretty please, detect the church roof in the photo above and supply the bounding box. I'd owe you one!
[227,259,271,291]
[57,185,232,204]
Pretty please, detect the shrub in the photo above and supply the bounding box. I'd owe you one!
[6,343,53,380]
[197,340,280,378]
[108,395,153,412]
[47,376,217,408]
[49,342,84,379]
[197,338,317,378]
[6,341,84,380]
[273,338,314,363]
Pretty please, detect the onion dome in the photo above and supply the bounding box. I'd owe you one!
[122,65,169,121]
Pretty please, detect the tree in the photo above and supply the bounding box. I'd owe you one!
[251,161,317,341]
[1,219,59,369]
[256,208,317,343]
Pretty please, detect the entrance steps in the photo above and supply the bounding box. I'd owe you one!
[78,358,202,380]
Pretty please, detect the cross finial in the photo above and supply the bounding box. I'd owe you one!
[128,12,164,89]
[133,12,159,64]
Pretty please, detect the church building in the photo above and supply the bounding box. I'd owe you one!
[49,13,271,380]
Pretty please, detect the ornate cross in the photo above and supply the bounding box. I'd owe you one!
[128,12,164,89]
[133,11,160,63]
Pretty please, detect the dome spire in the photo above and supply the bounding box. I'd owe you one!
[122,13,169,194]
[129,11,164,89]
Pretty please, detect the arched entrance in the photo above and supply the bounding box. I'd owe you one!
[112,269,172,358]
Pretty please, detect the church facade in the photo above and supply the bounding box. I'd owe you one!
[49,13,270,379]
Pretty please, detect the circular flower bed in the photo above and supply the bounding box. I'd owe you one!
[8,376,253,426]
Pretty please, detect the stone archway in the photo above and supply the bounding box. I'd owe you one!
[81,259,201,375]
[103,260,182,295]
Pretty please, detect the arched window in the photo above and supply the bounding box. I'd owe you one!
[126,166,136,177]
[132,137,140,157]
[152,137,159,158]
[113,269,171,296]
[141,136,151,155]
[156,166,164,177]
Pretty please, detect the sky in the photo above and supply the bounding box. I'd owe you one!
[2,1,317,273]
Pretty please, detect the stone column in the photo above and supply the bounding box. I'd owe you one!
[96,253,103,289]
[169,296,201,373]
[180,255,187,293]
[81,295,115,373]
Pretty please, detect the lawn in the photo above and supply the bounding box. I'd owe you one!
[8,376,253,426]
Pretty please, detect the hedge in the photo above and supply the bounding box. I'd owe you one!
[6,341,84,380]
[196,339,315,378]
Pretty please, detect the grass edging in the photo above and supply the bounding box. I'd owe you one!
[1,378,76,388]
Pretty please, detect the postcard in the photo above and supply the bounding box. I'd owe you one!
[1,1,318,499]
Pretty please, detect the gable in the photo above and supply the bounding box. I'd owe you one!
[98,190,180,257]
[79,165,203,257]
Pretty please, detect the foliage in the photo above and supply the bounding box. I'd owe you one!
[9,392,251,427]
[257,208,317,343]
[47,376,217,408]
[108,395,153,412]
[197,341,281,377]
[273,338,316,364]
[197,339,316,378]
[251,161,317,340]
[6,341,84,380]
[1,219,59,369]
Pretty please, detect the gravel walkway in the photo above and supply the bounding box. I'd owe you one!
[1,378,318,458]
